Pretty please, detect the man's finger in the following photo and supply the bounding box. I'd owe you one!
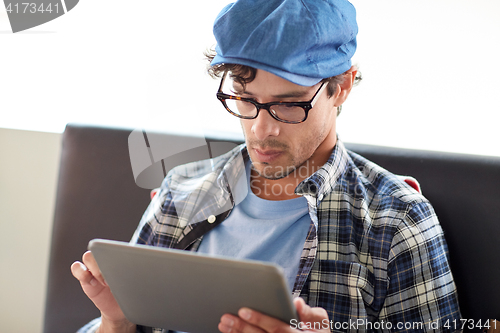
[71,261,94,285]
[293,298,330,332]
[295,298,328,323]
[236,308,289,332]
[82,251,107,286]
[219,313,265,333]
[294,297,308,316]
[71,260,109,300]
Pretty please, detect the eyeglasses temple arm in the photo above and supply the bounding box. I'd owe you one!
[218,71,228,92]
[310,82,328,107]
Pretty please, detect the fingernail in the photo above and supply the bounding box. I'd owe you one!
[89,278,97,286]
[222,317,234,327]
[239,308,251,320]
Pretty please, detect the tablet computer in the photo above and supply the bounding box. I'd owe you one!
[88,239,299,333]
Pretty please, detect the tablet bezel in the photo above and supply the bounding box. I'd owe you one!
[88,238,299,333]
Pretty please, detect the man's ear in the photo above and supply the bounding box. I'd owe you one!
[333,66,358,107]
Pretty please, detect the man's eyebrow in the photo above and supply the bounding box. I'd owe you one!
[243,90,310,99]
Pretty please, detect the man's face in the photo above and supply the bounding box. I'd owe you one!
[238,69,338,180]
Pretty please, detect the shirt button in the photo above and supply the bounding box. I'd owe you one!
[208,215,216,223]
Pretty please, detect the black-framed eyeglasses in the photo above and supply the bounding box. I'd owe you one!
[216,71,328,124]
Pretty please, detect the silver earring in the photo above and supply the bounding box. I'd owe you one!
[337,105,342,116]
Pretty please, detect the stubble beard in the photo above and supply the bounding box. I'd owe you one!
[248,139,315,180]
[252,159,302,180]
[245,120,329,181]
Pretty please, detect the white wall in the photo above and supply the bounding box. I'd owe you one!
[1,0,500,156]
[343,0,500,156]
[0,128,61,333]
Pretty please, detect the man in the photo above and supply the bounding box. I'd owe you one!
[72,0,462,332]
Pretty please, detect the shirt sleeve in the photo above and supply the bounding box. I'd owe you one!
[76,317,101,333]
[130,184,168,246]
[129,176,182,248]
[379,201,462,332]
[76,317,154,333]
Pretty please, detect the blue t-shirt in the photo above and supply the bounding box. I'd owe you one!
[198,162,311,291]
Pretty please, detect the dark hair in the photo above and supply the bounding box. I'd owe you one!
[204,48,362,100]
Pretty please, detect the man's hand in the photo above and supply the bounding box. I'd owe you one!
[218,297,331,333]
[71,251,136,333]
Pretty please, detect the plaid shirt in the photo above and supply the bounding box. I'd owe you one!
[79,140,461,333]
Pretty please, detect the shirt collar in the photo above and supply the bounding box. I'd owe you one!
[294,139,350,199]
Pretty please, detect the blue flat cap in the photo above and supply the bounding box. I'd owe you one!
[211,0,358,86]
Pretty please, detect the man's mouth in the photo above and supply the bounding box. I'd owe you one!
[253,148,283,163]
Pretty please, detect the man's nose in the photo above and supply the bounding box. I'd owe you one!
[250,107,280,140]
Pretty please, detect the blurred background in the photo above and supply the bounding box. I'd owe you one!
[1,0,499,331]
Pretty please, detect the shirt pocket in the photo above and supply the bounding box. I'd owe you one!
[315,260,376,318]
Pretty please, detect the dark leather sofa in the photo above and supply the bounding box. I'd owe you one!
[44,124,500,333]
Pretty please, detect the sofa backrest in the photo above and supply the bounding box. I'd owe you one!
[44,124,500,333]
